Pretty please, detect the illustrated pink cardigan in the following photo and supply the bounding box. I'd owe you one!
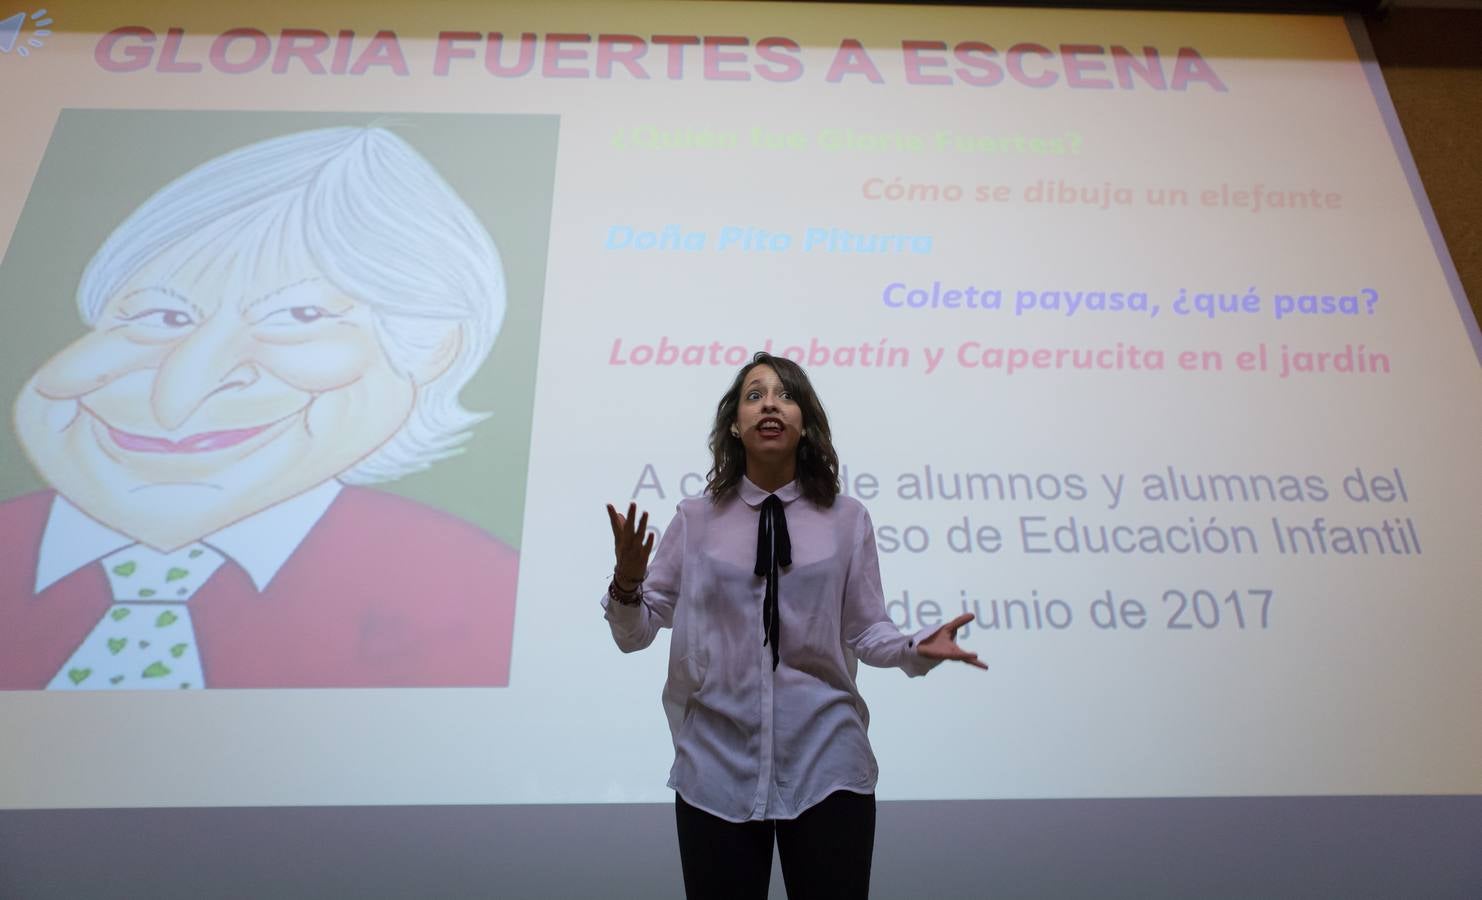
[0,488,518,689]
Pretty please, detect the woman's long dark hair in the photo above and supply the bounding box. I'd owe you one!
[705,352,840,507]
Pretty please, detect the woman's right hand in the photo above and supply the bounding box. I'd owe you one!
[606,502,655,589]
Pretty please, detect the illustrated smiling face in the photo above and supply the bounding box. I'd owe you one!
[14,214,420,551]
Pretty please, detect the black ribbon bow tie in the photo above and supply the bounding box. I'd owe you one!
[754,493,792,671]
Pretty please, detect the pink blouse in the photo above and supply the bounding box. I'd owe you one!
[603,475,940,822]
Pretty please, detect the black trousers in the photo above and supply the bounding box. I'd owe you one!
[674,789,876,899]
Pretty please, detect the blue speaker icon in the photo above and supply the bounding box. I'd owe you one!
[0,8,52,57]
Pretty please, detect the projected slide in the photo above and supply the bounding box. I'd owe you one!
[0,1,1477,810]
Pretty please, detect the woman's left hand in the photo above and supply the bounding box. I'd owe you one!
[916,613,988,669]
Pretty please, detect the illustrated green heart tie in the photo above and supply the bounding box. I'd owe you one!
[47,543,226,691]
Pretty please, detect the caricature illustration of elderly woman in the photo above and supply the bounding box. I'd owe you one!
[0,127,519,690]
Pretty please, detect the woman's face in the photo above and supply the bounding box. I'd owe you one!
[733,364,803,469]
[14,244,417,550]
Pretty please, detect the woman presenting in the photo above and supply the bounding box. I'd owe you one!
[604,352,984,899]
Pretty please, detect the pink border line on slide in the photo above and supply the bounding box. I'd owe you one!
[1345,13,1482,366]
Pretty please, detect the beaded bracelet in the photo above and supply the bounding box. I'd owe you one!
[609,575,643,607]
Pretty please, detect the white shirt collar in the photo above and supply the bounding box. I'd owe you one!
[738,475,801,508]
[35,498,133,595]
[34,480,344,594]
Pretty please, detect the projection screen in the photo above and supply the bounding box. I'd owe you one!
[0,0,1478,896]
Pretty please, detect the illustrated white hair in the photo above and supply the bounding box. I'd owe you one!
[76,126,505,483]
